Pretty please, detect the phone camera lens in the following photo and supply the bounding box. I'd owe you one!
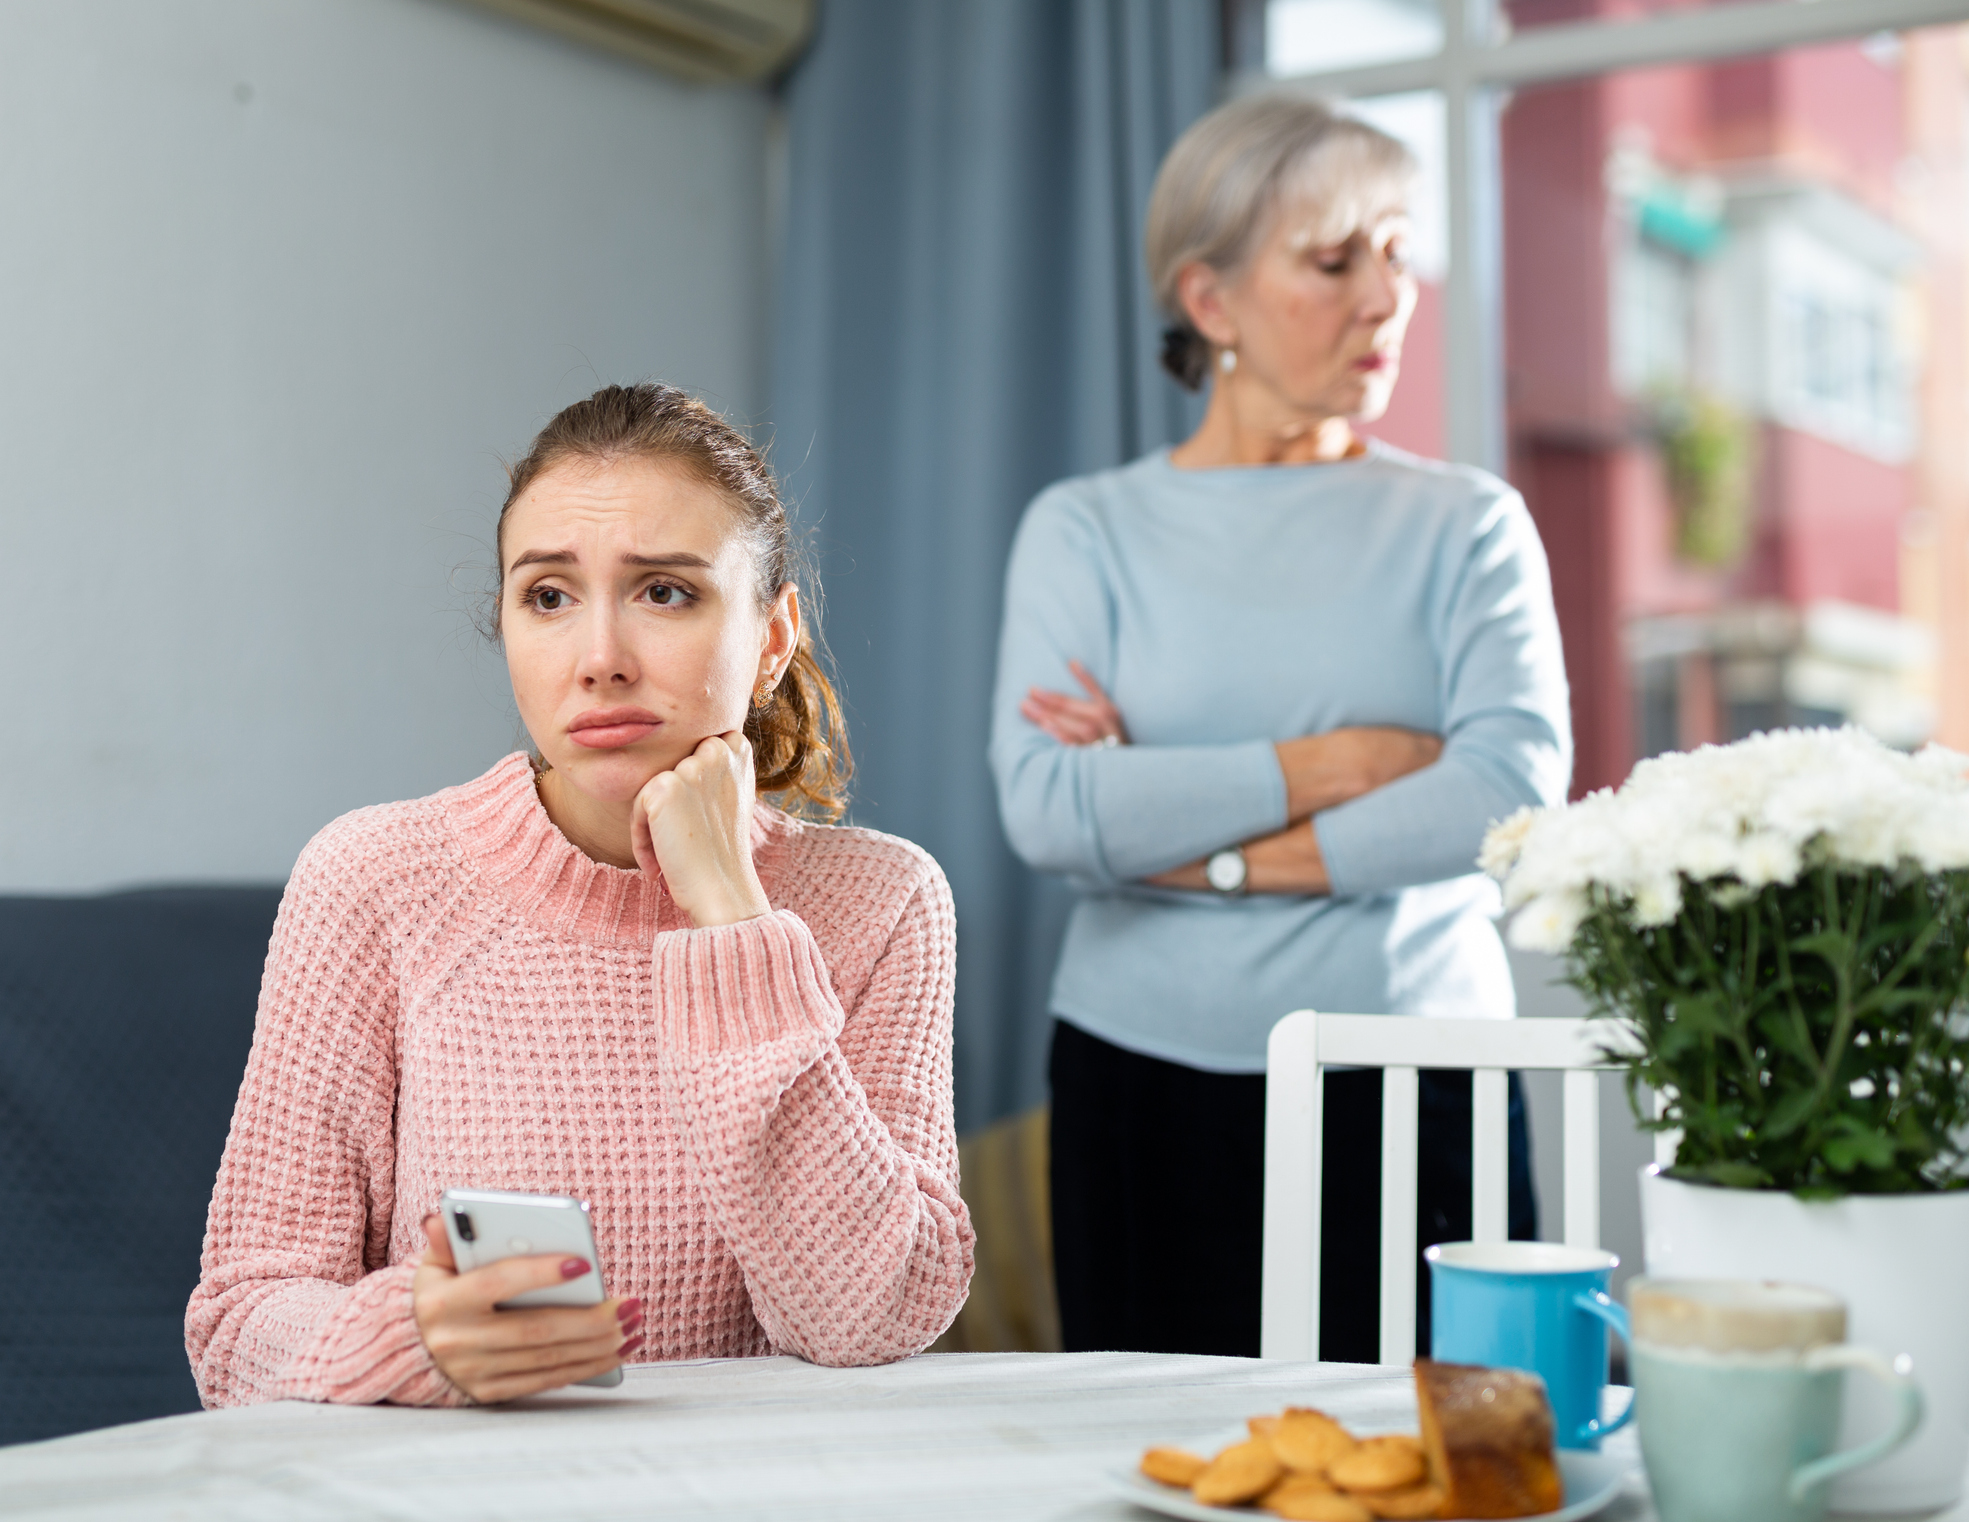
[452,1209,476,1243]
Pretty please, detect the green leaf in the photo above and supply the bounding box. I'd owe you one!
[1761,1087,1823,1140]
[1792,930,1856,965]
[1821,1117,1898,1174]
[1757,1013,1821,1069]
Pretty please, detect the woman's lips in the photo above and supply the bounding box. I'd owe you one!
[568,707,660,749]
[1352,351,1396,373]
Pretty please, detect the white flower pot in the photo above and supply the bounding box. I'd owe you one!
[1640,1165,1969,1515]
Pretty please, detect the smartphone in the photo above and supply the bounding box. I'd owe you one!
[438,1186,623,1388]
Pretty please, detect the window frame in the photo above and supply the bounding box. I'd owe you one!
[1246,0,1969,471]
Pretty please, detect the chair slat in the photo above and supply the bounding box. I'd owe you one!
[1260,1010,1325,1361]
[1472,1068,1509,1243]
[1378,1066,1420,1365]
[1563,1068,1601,1249]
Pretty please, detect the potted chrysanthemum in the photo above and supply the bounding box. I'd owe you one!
[1482,728,1969,1514]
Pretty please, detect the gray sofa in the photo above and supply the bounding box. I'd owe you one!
[0,887,282,1446]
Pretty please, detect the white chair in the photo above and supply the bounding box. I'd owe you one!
[1259,1010,1644,1365]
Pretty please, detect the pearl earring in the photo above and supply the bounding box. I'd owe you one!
[1219,348,1238,374]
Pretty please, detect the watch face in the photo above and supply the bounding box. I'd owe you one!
[1205,849,1245,893]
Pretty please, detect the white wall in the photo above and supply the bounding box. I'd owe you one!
[0,0,769,891]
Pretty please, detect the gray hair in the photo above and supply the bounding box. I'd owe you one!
[1146,93,1417,389]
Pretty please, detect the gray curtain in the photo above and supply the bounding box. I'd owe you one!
[772,0,1219,1130]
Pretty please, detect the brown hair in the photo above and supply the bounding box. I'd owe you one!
[497,382,851,819]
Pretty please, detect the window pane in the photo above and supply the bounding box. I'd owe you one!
[1500,27,1966,792]
[1266,0,1442,75]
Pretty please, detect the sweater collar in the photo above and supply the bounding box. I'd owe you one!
[443,752,790,947]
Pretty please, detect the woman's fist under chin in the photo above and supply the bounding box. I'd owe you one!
[630,731,773,928]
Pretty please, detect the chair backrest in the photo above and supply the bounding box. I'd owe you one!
[1259,1010,1634,1365]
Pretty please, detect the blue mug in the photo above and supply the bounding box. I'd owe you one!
[1425,1241,1632,1450]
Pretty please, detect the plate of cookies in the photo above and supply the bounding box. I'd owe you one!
[1109,1359,1630,1522]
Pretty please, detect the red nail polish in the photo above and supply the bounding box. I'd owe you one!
[615,1298,643,1325]
[618,1333,644,1358]
[560,1258,591,1280]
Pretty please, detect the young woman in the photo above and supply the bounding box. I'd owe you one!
[989,95,1570,1358]
[188,384,972,1406]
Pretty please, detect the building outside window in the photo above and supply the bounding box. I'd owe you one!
[1255,0,1969,792]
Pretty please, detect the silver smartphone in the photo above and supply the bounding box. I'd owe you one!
[438,1186,624,1389]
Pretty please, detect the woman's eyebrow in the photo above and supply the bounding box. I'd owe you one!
[622,552,714,571]
[505,548,715,573]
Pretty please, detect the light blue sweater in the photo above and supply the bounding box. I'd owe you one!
[988,442,1572,1072]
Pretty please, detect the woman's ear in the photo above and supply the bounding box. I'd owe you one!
[1176,261,1238,351]
[764,582,801,679]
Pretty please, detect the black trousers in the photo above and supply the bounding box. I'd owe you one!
[1049,1018,1537,1359]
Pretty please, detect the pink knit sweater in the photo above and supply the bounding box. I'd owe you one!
[186,753,973,1407]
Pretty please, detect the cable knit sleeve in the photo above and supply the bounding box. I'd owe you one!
[184,822,463,1410]
[652,859,973,1366]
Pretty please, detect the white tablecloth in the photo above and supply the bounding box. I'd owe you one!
[0,1353,1659,1522]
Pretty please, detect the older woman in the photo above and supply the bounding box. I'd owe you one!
[188,384,971,1406]
[989,96,1570,1358]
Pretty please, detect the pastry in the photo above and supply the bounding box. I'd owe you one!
[1413,1358,1563,1519]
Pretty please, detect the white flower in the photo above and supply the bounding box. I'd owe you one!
[1914,812,1969,874]
[1735,832,1801,888]
[1631,873,1683,927]
[1478,807,1537,878]
[1476,725,1969,954]
[1678,831,1740,881]
[1508,890,1590,954]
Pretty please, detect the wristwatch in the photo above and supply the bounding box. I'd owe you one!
[1205,846,1249,897]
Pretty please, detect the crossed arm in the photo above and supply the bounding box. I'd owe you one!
[1019,662,1441,895]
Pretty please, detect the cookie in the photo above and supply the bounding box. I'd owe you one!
[1140,1446,1208,1488]
[1365,1482,1446,1519]
[1192,1438,1286,1506]
[1261,1479,1375,1522]
[1270,1407,1359,1474]
[1328,1435,1426,1494]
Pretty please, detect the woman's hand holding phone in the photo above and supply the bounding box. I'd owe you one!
[629,729,772,929]
[413,1215,641,1404]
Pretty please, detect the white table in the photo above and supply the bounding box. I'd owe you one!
[0,1352,1656,1522]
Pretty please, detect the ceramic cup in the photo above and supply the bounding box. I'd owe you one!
[1630,1279,1924,1522]
[1425,1241,1631,1450]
